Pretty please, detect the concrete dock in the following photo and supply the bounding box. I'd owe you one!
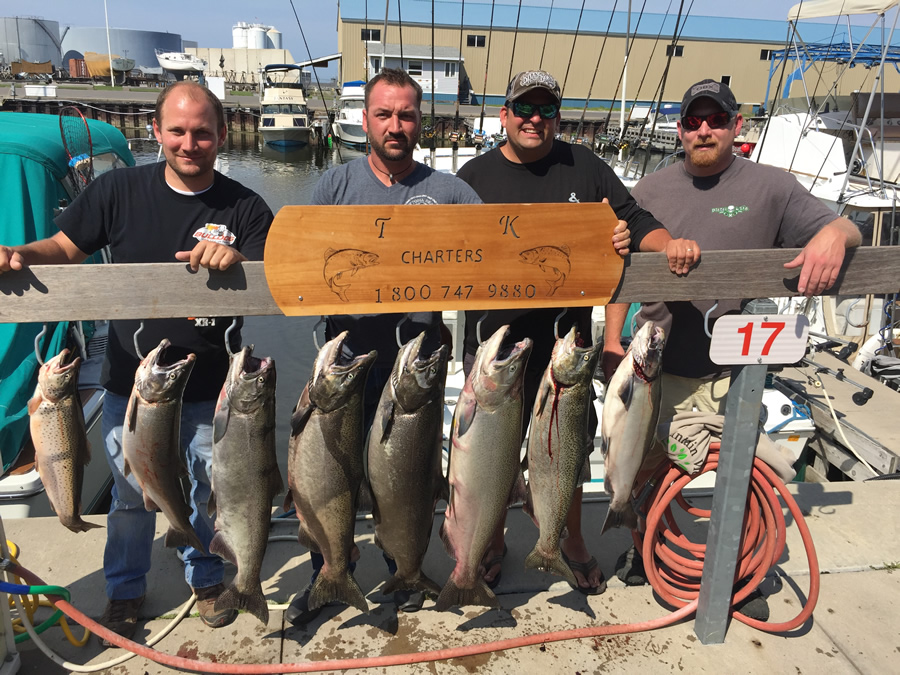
[5,479,900,674]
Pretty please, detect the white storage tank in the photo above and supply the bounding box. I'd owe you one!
[232,22,248,49]
[266,28,282,50]
[248,24,266,50]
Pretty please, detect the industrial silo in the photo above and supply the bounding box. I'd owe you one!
[248,24,266,50]
[266,27,282,50]
[62,27,181,73]
[232,22,248,49]
[0,16,62,70]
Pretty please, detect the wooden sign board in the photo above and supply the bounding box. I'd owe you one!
[264,203,622,316]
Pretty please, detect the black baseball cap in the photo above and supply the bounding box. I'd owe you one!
[681,79,739,116]
[505,70,562,105]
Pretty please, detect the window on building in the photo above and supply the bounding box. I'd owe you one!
[760,49,773,61]
[371,57,381,72]
[361,29,381,41]
[467,34,486,48]
[721,75,731,86]
[445,62,457,78]
[665,44,684,57]
[408,60,423,76]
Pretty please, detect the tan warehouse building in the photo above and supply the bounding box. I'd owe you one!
[336,1,900,111]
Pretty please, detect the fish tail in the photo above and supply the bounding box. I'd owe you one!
[434,576,498,612]
[308,570,369,614]
[601,503,639,535]
[215,582,269,625]
[164,526,206,554]
[383,572,442,598]
[524,546,577,586]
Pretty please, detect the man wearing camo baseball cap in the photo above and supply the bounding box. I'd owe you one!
[505,70,562,106]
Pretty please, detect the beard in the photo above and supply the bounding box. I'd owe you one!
[687,141,728,169]
[369,130,417,163]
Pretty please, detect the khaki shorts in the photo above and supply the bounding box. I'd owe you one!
[640,372,732,476]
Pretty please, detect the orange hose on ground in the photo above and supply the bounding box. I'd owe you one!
[11,447,819,672]
[635,446,820,633]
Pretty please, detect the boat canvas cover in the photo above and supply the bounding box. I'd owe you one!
[789,0,899,19]
[0,112,133,473]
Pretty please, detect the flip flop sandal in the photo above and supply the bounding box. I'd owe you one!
[482,543,508,590]
[562,552,607,595]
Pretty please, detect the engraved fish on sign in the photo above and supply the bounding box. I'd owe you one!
[518,245,571,297]
[322,248,380,302]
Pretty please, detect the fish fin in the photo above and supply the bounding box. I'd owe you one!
[434,576,498,611]
[454,397,477,438]
[324,247,336,259]
[600,503,639,535]
[508,471,527,507]
[282,489,294,513]
[123,458,131,477]
[560,244,571,256]
[208,531,238,566]
[435,475,450,504]
[164,526,206,554]
[212,389,230,444]
[62,517,103,533]
[125,391,139,433]
[207,490,217,518]
[438,521,456,560]
[383,572,442,598]
[524,546,577,586]
[297,524,319,553]
[290,384,314,437]
[27,392,42,415]
[308,570,369,614]
[599,433,610,457]
[617,373,635,408]
[356,480,373,514]
[215,582,269,625]
[378,397,395,443]
[523,485,537,524]
[533,382,550,418]
[142,492,158,511]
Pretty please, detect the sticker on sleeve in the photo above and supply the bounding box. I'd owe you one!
[193,223,236,245]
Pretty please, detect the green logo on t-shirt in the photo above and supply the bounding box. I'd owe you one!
[711,205,749,218]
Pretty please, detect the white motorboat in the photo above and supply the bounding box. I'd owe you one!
[259,64,312,148]
[155,49,207,74]
[332,80,366,148]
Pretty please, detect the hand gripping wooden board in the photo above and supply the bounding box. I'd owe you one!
[264,202,623,316]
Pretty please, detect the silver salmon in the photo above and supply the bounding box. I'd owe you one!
[28,348,102,533]
[599,320,666,533]
[286,331,376,614]
[122,338,204,552]
[367,332,448,599]
[209,346,281,624]
[524,326,599,583]
[436,325,532,611]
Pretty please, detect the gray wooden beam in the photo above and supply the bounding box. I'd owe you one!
[1,247,898,323]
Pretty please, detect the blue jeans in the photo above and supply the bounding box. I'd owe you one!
[101,391,222,600]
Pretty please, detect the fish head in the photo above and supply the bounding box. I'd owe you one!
[309,331,377,412]
[473,325,533,405]
[630,321,666,381]
[551,325,600,387]
[36,348,82,402]
[392,332,448,411]
[134,338,197,403]
[519,249,538,264]
[359,252,380,268]
[225,346,276,414]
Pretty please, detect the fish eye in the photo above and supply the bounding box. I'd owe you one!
[257,375,265,384]
[429,366,436,374]
[509,364,518,373]
[168,372,178,380]
[583,354,590,361]
[347,373,355,381]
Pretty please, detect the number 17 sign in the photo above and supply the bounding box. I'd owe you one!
[709,314,810,366]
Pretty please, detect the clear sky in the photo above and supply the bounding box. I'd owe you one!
[20,0,893,78]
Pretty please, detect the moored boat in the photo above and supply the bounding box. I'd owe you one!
[332,80,366,148]
[259,64,312,148]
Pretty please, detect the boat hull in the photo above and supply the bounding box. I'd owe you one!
[261,126,312,147]
[333,122,366,148]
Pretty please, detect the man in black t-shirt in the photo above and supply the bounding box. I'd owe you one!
[456,70,697,596]
[0,81,273,643]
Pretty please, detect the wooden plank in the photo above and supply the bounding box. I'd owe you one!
[0,247,898,323]
[808,436,875,482]
[263,204,623,316]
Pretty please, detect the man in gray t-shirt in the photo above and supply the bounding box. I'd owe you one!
[288,67,479,626]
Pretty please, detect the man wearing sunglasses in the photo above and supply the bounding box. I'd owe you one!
[455,70,697,597]
[602,78,861,620]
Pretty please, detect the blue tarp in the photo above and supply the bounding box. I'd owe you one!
[0,112,133,472]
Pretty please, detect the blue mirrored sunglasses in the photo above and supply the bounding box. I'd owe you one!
[510,101,560,120]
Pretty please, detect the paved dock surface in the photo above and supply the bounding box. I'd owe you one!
[6,480,900,674]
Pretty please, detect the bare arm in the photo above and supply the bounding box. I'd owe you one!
[639,229,700,276]
[784,217,861,296]
[0,231,88,273]
[600,303,628,381]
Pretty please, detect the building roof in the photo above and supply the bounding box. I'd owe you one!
[340,0,900,46]
[366,43,462,60]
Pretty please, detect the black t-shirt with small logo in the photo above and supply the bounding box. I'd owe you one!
[56,162,273,400]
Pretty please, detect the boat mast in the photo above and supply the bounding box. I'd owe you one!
[620,0,631,160]
[103,0,114,87]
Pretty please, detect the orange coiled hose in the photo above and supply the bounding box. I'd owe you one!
[634,446,820,633]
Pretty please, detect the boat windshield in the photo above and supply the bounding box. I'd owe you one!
[263,104,308,115]
[342,100,365,110]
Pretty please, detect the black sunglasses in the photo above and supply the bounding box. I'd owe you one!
[510,101,560,120]
[681,111,733,131]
